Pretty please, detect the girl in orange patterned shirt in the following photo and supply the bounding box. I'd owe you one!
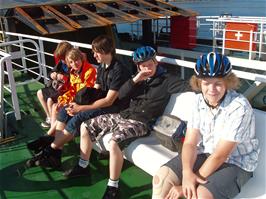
[49,48,96,135]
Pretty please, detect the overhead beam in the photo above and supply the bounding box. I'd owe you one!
[44,5,82,29]
[72,4,113,26]
[14,7,49,35]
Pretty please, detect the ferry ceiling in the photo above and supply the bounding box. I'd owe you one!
[0,0,197,36]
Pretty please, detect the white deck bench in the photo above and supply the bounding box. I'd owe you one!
[94,92,266,199]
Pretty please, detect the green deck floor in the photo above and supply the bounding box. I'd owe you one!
[0,80,152,199]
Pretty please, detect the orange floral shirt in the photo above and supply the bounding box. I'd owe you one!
[57,61,96,105]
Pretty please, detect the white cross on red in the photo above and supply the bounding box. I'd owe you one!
[235,31,243,40]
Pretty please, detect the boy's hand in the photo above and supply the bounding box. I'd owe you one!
[66,102,81,116]
[165,185,184,199]
[56,73,64,81]
[133,69,153,83]
[50,72,57,80]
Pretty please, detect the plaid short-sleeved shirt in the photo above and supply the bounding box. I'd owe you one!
[187,90,259,172]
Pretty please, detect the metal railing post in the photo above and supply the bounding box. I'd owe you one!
[181,52,185,80]
[18,36,27,73]
[212,21,216,51]
[249,30,254,60]
[0,56,6,137]
[38,39,48,84]
[5,57,21,120]
[222,28,226,54]
[258,22,263,60]
[0,53,19,138]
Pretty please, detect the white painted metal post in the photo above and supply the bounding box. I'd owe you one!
[0,52,20,137]
[18,36,27,73]
[258,22,263,60]
[5,58,21,120]
[222,28,226,55]
[212,21,216,51]
[249,30,253,60]
[38,39,48,84]
[181,52,185,80]
[0,56,6,136]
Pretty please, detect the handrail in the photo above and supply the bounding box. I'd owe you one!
[0,52,9,136]
[0,39,43,86]
[0,30,265,108]
[142,15,266,61]
[0,38,45,138]
[1,30,265,76]
[0,51,21,138]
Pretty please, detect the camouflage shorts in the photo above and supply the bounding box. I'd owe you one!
[83,113,148,149]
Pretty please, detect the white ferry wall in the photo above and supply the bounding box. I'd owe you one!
[170,0,266,39]
[170,0,266,17]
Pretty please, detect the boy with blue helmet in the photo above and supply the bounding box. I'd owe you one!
[132,46,156,63]
[152,52,259,199]
[194,52,232,78]
[70,46,187,199]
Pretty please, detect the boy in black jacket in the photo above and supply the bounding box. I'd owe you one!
[64,46,187,199]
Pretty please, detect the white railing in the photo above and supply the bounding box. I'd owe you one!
[0,39,44,138]
[206,16,266,60]
[0,51,20,137]
[2,30,265,82]
[0,39,43,84]
[0,30,265,134]
[125,16,266,61]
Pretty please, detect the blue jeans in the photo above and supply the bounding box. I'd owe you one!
[57,106,118,135]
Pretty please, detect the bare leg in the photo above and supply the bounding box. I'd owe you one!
[47,120,59,136]
[51,126,74,150]
[50,103,58,126]
[152,166,181,199]
[108,140,124,180]
[197,185,214,199]
[80,123,93,160]
[47,98,54,119]
[37,89,49,119]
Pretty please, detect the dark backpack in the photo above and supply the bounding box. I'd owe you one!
[74,87,105,105]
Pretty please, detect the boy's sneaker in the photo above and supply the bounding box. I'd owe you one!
[41,117,51,128]
[27,135,54,154]
[25,151,45,167]
[63,164,90,178]
[102,186,119,199]
[34,147,62,169]
[35,154,61,169]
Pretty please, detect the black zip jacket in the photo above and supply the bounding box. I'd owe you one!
[119,66,187,127]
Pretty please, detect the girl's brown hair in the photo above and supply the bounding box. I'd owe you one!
[54,41,73,60]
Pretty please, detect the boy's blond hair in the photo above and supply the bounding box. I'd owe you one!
[190,72,240,92]
[65,48,85,63]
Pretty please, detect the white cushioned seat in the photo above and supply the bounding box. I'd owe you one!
[234,109,266,199]
[93,92,266,198]
[93,92,195,176]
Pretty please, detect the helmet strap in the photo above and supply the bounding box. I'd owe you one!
[202,91,227,109]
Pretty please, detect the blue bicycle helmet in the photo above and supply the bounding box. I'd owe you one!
[132,46,156,63]
[194,52,232,77]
